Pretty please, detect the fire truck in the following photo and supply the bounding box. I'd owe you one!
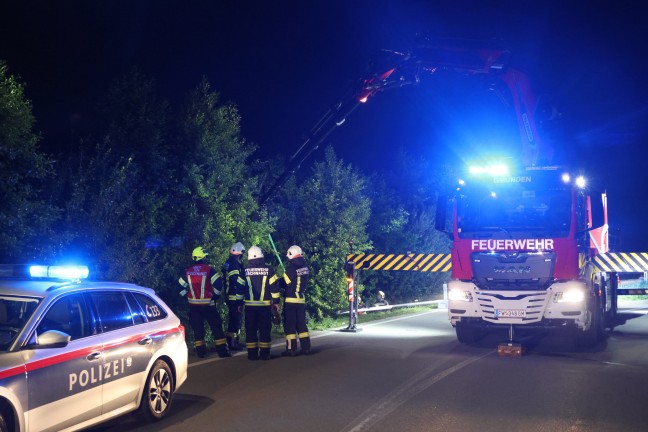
[435,164,615,347]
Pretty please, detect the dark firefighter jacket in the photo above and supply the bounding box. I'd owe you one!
[282,256,310,304]
[223,255,246,304]
[243,258,281,306]
[178,262,222,306]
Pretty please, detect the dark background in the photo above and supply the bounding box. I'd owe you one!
[2,1,647,250]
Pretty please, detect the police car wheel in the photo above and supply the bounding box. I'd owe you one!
[139,360,174,421]
[0,411,7,432]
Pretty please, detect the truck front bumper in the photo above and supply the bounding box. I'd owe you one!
[447,280,591,331]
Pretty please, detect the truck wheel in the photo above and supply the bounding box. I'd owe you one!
[575,307,602,348]
[139,359,174,421]
[456,322,480,343]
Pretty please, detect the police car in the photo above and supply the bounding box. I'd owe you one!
[0,265,188,432]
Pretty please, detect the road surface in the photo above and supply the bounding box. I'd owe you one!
[93,300,648,432]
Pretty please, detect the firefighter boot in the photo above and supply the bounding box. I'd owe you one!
[195,341,207,358]
[259,341,272,360]
[247,342,259,360]
[299,333,311,356]
[217,343,231,358]
[227,335,244,351]
[280,340,297,357]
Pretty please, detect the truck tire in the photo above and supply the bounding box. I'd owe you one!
[575,303,603,348]
[455,322,480,343]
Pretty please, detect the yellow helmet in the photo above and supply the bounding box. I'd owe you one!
[192,247,208,261]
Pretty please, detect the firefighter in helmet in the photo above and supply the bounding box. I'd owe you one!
[178,247,230,358]
[376,290,389,306]
[222,241,247,351]
[281,245,311,356]
[243,246,281,360]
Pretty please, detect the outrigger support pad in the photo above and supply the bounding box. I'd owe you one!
[497,324,525,357]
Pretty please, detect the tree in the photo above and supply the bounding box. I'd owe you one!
[60,71,174,292]
[362,149,452,303]
[0,61,58,260]
[274,147,372,319]
[173,78,274,266]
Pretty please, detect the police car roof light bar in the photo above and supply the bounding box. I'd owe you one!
[29,265,89,280]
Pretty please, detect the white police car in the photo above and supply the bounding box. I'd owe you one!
[0,265,188,432]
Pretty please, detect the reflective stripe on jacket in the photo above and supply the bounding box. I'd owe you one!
[244,258,280,306]
[282,256,310,304]
[178,263,222,305]
[223,255,246,303]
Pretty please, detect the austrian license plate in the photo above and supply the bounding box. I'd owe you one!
[495,309,526,318]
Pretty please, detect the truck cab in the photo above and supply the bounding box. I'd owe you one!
[437,164,610,346]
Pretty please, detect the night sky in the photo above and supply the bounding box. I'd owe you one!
[2,1,648,250]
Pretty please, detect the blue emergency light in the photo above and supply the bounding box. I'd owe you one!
[468,164,509,176]
[29,265,89,280]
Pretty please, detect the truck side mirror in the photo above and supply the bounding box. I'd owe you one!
[435,194,453,240]
[435,194,447,232]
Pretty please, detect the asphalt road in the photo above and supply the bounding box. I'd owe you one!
[93,300,648,432]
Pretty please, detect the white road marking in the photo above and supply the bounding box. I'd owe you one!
[340,350,492,432]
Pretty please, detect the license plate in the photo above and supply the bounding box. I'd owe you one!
[495,309,526,318]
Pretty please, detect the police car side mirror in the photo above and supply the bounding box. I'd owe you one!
[27,330,71,349]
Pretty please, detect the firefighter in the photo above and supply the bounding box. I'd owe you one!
[376,290,389,306]
[243,246,281,360]
[223,241,247,351]
[178,247,231,358]
[281,245,311,356]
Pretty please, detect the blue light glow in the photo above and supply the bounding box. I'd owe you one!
[575,176,586,188]
[469,164,509,176]
[29,265,89,280]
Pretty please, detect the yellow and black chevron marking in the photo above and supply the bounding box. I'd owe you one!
[346,253,451,272]
[594,252,648,273]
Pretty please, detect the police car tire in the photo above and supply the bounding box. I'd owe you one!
[0,411,7,432]
[139,360,174,421]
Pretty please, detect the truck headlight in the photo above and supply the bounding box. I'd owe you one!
[554,288,585,303]
[448,288,473,302]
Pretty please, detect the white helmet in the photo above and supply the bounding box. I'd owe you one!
[286,245,303,259]
[247,245,264,260]
[230,242,245,255]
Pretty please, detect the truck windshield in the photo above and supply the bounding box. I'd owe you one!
[0,296,40,351]
[457,183,572,239]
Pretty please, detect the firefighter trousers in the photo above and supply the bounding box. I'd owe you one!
[188,305,228,357]
[244,305,272,359]
[283,303,310,352]
[226,301,243,338]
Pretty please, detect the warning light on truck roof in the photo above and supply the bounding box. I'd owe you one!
[468,164,509,176]
[575,176,586,189]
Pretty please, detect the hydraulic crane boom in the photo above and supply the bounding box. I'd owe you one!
[259,36,552,204]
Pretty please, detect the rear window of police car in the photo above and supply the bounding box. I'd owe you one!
[36,291,168,340]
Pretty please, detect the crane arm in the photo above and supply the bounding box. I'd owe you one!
[259,36,553,204]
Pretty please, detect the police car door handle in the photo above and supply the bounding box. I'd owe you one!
[138,337,152,345]
[86,352,102,361]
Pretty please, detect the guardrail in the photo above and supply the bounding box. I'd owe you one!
[337,299,446,315]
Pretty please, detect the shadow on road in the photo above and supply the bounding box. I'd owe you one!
[88,394,214,432]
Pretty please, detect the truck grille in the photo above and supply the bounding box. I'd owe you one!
[472,251,555,291]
